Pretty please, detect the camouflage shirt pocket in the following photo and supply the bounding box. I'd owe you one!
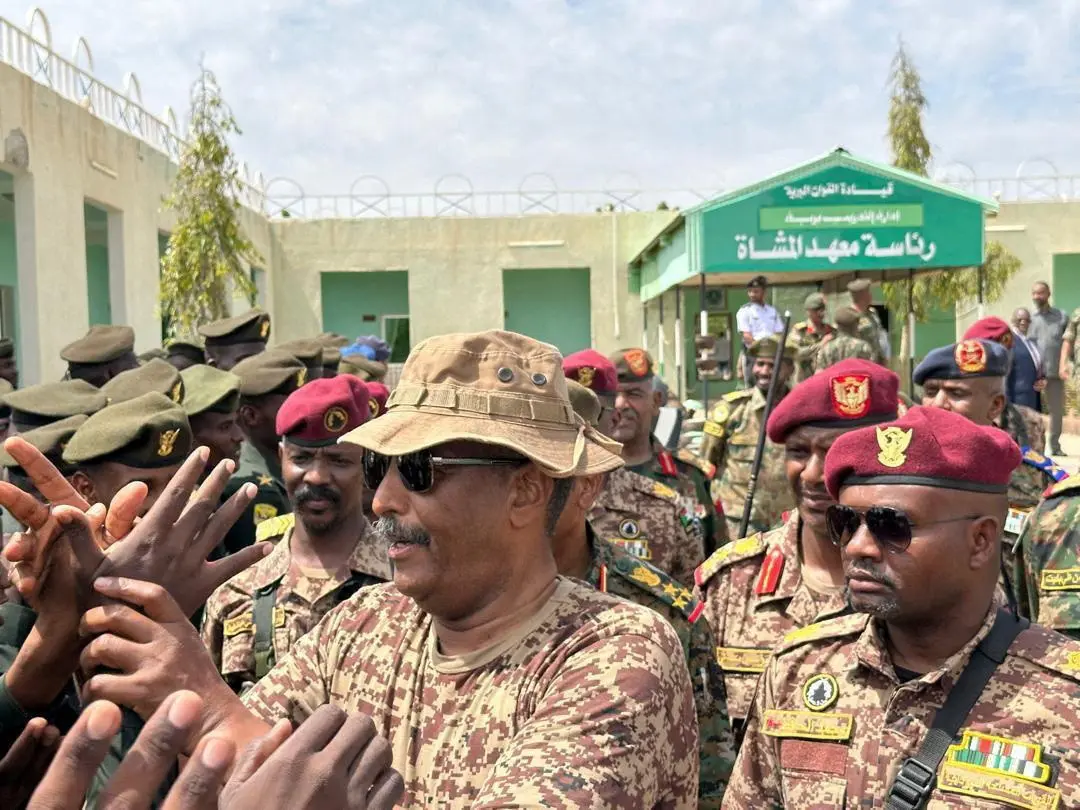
[779,740,847,808]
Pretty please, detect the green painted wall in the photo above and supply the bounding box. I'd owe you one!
[0,219,19,367]
[1052,253,1080,317]
[503,268,591,355]
[85,244,111,325]
[320,271,410,357]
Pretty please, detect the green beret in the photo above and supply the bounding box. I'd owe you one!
[804,292,827,311]
[4,380,109,430]
[0,338,13,359]
[166,340,206,365]
[0,414,87,471]
[847,279,872,293]
[102,359,184,405]
[566,380,601,428]
[63,392,192,469]
[276,339,325,379]
[198,309,271,346]
[181,365,240,417]
[338,356,388,382]
[60,325,136,364]
[232,350,307,398]
[608,348,654,383]
[749,335,796,361]
[834,306,861,329]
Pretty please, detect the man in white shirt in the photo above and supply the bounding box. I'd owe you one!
[735,275,784,386]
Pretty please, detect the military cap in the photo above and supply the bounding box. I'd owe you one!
[824,405,1020,498]
[231,349,307,398]
[0,414,87,471]
[846,278,872,293]
[60,325,135,364]
[834,306,861,329]
[913,339,1010,384]
[747,275,767,289]
[962,316,1013,349]
[3,380,109,430]
[198,309,271,346]
[340,356,388,382]
[317,332,351,349]
[748,335,796,361]
[803,292,827,311]
[609,348,654,383]
[321,346,341,373]
[63,392,192,469]
[767,359,899,443]
[180,365,240,417]
[566,380,602,428]
[563,349,618,395]
[276,376,370,447]
[0,338,13,359]
[138,348,168,363]
[166,340,206,365]
[275,339,324,379]
[366,381,390,418]
[102,359,185,405]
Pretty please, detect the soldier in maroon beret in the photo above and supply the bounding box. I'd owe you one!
[563,349,618,435]
[694,358,901,733]
[202,375,391,692]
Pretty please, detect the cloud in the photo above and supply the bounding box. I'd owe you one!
[20,0,1080,201]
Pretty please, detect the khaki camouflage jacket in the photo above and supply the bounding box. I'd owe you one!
[243,578,699,807]
[855,306,886,364]
[813,332,876,373]
[201,514,390,691]
[588,465,705,586]
[1016,474,1080,640]
[790,321,834,382]
[723,608,1080,809]
[701,387,794,540]
[583,530,734,807]
[694,512,849,728]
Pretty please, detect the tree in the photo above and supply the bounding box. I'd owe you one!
[159,67,259,340]
[880,41,1021,371]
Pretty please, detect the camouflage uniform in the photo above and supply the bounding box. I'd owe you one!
[723,609,1080,808]
[589,465,705,585]
[701,387,794,540]
[1016,475,1080,640]
[627,439,723,554]
[693,512,849,730]
[202,514,390,692]
[855,306,887,364]
[813,332,876,372]
[583,528,734,807]
[790,320,834,382]
[243,578,699,807]
[217,440,290,556]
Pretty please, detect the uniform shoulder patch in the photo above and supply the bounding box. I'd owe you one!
[255,512,295,543]
[694,532,767,587]
[675,448,716,479]
[223,613,254,637]
[650,481,679,502]
[777,613,867,654]
[1045,473,1080,500]
[611,552,701,622]
[1007,623,1080,683]
[722,389,752,403]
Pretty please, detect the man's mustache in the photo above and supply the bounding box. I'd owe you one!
[373,516,431,547]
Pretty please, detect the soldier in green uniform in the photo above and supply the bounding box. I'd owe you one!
[2,379,107,435]
[847,278,888,363]
[701,336,796,540]
[0,415,86,508]
[814,306,876,372]
[608,347,722,554]
[181,364,244,473]
[101,358,186,405]
[198,309,271,371]
[218,349,307,555]
[790,292,834,382]
[276,338,325,380]
[0,337,19,388]
[165,340,206,372]
[60,325,139,387]
[561,382,735,807]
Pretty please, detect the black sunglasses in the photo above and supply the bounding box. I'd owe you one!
[362,449,528,494]
[825,504,982,554]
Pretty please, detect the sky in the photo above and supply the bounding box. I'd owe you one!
[19,0,1080,199]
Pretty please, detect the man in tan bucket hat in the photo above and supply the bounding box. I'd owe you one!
[70,330,702,808]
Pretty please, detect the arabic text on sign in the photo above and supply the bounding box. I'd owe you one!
[734,231,938,264]
[783,181,895,201]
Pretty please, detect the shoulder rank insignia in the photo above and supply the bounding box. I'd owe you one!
[253,503,280,525]
[651,481,678,501]
[657,450,678,478]
[255,512,295,542]
[754,546,786,596]
[613,554,703,622]
[695,533,766,587]
[941,731,1058,805]
[1044,473,1080,500]
[1020,446,1069,483]
[675,448,716,479]
[223,614,254,638]
[722,389,751,403]
[779,613,868,653]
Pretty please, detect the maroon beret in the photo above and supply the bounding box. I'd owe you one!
[366,382,390,418]
[963,316,1013,349]
[824,406,1020,499]
[767,359,899,443]
[563,349,618,395]
[276,376,371,447]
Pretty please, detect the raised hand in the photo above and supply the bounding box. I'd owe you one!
[0,718,60,810]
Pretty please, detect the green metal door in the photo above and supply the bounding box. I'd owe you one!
[1052,254,1080,317]
[502,268,591,354]
[320,271,410,348]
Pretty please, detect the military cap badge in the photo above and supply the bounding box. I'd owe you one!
[259,320,270,340]
[323,406,349,433]
[157,428,181,458]
[876,426,912,468]
[369,397,380,417]
[577,366,596,388]
[170,381,183,403]
[954,339,988,374]
[624,349,649,378]
[296,368,308,387]
[830,373,871,418]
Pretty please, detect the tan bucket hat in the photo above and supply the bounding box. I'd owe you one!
[341,330,623,478]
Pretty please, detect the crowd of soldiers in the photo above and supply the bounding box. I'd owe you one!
[0,275,1077,808]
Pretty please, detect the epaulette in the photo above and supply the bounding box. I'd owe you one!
[609,551,704,623]
[1041,472,1080,501]
[1020,447,1069,484]
[694,532,767,587]
[776,612,868,655]
[1007,623,1080,683]
[675,448,716,479]
[643,478,680,504]
[255,512,294,543]
[722,389,752,403]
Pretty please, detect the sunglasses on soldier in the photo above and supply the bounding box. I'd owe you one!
[362,449,529,494]
[825,504,982,553]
